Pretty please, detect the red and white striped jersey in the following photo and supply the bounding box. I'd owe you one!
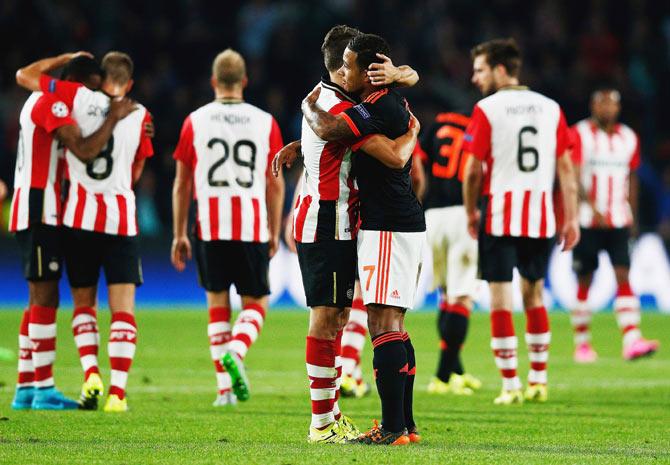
[571,119,640,229]
[464,87,569,238]
[9,92,75,232]
[40,75,153,236]
[173,99,283,242]
[294,78,358,243]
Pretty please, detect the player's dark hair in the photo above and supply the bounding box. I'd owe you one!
[347,33,391,72]
[321,25,361,72]
[471,38,522,77]
[60,56,103,83]
[102,51,134,85]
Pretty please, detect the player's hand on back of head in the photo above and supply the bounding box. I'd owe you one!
[367,53,398,86]
[109,97,138,121]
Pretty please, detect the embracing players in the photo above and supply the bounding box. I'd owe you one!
[17,51,154,412]
[418,112,483,396]
[570,88,659,362]
[171,49,284,406]
[302,33,425,445]
[463,39,579,404]
[11,53,136,410]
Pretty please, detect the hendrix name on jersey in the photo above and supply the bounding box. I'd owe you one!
[173,99,283,243]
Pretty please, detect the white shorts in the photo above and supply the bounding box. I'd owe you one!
[357,229,426,309]
[425,206,479,298]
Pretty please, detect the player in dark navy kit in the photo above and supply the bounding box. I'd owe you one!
[302,33,425,446]
[418,112,483,396]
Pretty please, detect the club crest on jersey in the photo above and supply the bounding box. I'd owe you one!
[51,101,69,118]
[353,104,370,120]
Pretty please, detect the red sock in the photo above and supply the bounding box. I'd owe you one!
[29,305,57,388]
[208,307,232,395]
[17,309,34,388]
[525,306,550,386]
[229,303,265,360]
[306,336,337,429]
[109,312,137,400]
[341,302,367,378]
[614,282,641,347]
[72,306,100,380]
[490,309,520,391]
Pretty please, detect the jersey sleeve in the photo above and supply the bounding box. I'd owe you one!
[569,126,582,165]
[341,97,389,139]
[30,94,76,134]
[630,132,641,170]
[39,74,81,109]
[555,110,569,158]
[173,115,196,169]
[135,110,154,161]
[266,116,284,176]
[463,104,491,161]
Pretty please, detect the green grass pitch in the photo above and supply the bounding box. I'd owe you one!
[0,309,668,464]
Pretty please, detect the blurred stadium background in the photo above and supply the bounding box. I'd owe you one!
[1,0,670,309]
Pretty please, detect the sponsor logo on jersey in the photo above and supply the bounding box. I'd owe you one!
[87,104,109,118]
[51,101,69,118]
[353,104,371,120]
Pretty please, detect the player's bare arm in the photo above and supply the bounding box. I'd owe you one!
[15,51,93,91]
[359,113,420,169]
[266,165,285,258]
[368,53,419,87]
[410,152,426,199]
[301,86,355,142]
[272,140,302,177]
[55,97,137,162]
[628,171,640,237]
[463,155,483,239]
[132,159,146,185]
[171,160,193,272]
[557,152,580,251]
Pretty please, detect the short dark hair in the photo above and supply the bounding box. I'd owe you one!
[347,33,391,72]
[60,56,103,83]
[321,25,361,72]
[102,51,134,85]
[471,38,522,77]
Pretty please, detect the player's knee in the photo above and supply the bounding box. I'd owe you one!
[521,282,543,309]
[367,304,403,337]
[29,281,59,308]
[308,306,344,339]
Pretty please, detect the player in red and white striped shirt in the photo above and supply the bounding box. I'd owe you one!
[171,49,285,407]
[463,39,579,405]
[570,88,659,362]
[18,51,153,413]
[11,53,136,411]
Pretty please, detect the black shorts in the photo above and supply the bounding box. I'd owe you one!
[479,233,552,282]
[296,240,356,308]
[195,239,270,296]
[15,224,63,282]
[573,227,630,276]
[63,228,143,288]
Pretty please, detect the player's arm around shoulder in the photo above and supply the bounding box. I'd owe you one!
[301,86,356,141]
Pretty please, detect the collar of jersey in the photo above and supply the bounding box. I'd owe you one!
[320,76,357,104]
[497,85,529,92]
[215,98,244,104]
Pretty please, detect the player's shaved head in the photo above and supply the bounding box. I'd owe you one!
[321,25,361,72]
[61,56,103,90]
[102,51,134,85]
[213,48,247,88]
[347,33,391,73]
[471,38,522,78]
